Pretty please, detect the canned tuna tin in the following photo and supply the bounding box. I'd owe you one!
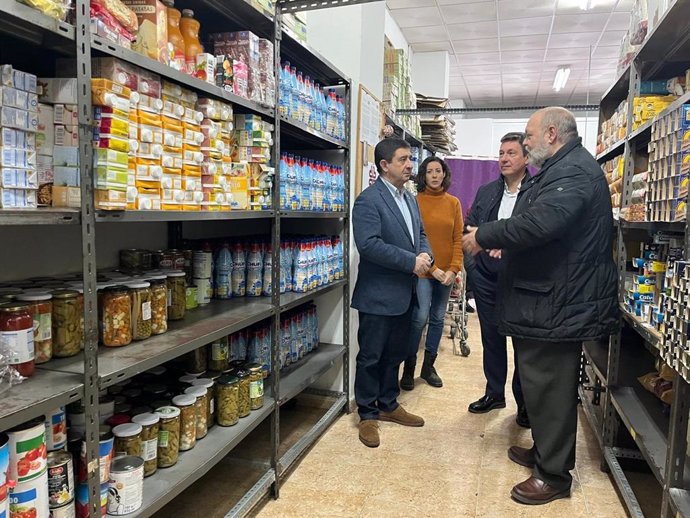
[50,500,75,518]
[106,456,143,515]
[44,407,67,451]
[47,451,74,508]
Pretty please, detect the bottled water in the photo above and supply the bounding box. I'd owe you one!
[290,66,299,120]
[293,242,309,293]
[300,157,312,211]
[280,319,290,368]
[246,242,263,297]
[279,153,288,210]
[262,244,272,296]
[310,159,321,211]
[279,61,291,118]
[286,154,299,211]
[231,242,246,297]
[214,242,232,299]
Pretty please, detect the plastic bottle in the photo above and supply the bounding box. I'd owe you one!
[309,240,319,290]
[321,90,329,135]
[303,75,313,127]
[214,242,232,299]
[326,92,336,137]
[296,72,305,123]
[245,242,263,297]
[231,242,246,297]
[290,66,299,121]
[299,157,311,211]
[312,306,320,350]
[279,153,288,209]
[262,244,272,297]
[294,242,309,293]
[180,9,203,76]
[287,154,300,211]
[333,236,343,280]
[336,96,345,140]
[280,319,290,368]
[163,0,186,72]
[279,61,291,118]
[324,238,334,284]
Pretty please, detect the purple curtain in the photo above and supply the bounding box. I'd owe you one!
[446,158,500,218]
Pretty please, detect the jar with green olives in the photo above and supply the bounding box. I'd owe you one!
[207,336,229,372]
[113,422,142,458]
[166,272,186,321]
[186,346,207,375]
[132,412,160,477]
[216,375,239,426]
[51,289,83,357]
[235,368,251,418]
[156,406,180,468]
[172,394,197,451]
[126,282,152,341]
[247,363,264,410]
[184,386,208,440]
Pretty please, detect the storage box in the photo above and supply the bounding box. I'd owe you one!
[52,185,81,207]
[123,0,169,65]
[1,168,38,189]
[54,124,79,146]
[53,104,78,126]
[54,166,80,187]
[36,104,54,155]
[0,187,37,208]
[0,107,38,132]
[0,66,37,93]
[38,78,78,104]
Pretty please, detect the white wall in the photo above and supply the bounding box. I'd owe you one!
[411,51,449,98]
[384,8,410,54]
[452,115,599,158]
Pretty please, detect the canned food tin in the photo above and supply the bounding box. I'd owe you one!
[106,456,144,515]
[193,277,211,306]
[47,451,74,508]
[10,469,50,518]
[192,251,213,278]
[75,483,107,518]
[50,500,75,518]
[45,407,67,451]
[8,418,47,483]
[78,426,113,485]
[0,432,9,514]
[169,250,185,271]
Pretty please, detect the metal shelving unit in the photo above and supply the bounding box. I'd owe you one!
[0,0,352,515]
[384,114,436,155]
[587,4,690,517]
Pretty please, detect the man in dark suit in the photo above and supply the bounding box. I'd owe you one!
[352,137,433,448]
[463,107,618,505]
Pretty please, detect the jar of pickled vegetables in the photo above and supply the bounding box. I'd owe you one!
[17,293,52,364]
[235,368,251,418]
[113,422,142,458]
[247,363,264,410]
[126,282,152,341]
[156,406,181,468]
[148,276,168,335]
[186,346,207,374]
[102,286,132,347]
[191,377,215,427]
[166,272,186,321]
[171,394,197,451]
[207,336,229,372]
[51,289,83,357]
[132,412,159,477]
[216,375,239,427]
[183,386,208,440]
[0,302,35,377]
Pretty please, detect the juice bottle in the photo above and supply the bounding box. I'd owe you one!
[163,0,186,72]
[180,9,203,76]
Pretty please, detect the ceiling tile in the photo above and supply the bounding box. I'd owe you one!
[499,16,552,37]
[438,0,493,4]
[411,41,454,52]
[552,13,608,33]
[545,46,595,61]
[591,45,621,58]
[456,64,499,76]
[463,75,502,85]
[392,7,443,28]
[401,26,449,44]
[607,11,631,31]
[548,32,602,49]
[557,0,619,14]
[502,74,542,83]
[596,29,627,47]
[441,2,497,24]
[386,0,435,9]
[453,38,500,54]
[500,50,545,63]
[448,84,469,98]
[498,0,554,20]
[449,65,463,77]
[499,34,549,51]
[445,20,498,40]
[448,76,467,86]
[455,51,501,66]
[615,0,634,11]
[500,62,544,74]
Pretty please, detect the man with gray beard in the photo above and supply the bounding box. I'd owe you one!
[462,107,618,505]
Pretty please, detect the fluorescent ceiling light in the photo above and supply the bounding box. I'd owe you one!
[553,66,571,92]
[580,0,595,10]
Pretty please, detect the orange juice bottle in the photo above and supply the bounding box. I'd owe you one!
[180,9,203,76]
[163,0,186,72]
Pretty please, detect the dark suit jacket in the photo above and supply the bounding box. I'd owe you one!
[351,177,432,316]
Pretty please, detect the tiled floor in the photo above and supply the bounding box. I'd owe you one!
[256,312,631,518]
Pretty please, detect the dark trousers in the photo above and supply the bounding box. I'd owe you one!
[514,338,582,490]
[355,300,415,420]
[469,270,524,407]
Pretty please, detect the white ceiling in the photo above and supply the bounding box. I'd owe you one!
[386,0,633,107]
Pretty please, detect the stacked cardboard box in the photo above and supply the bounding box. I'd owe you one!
[382,45,420,138]
[632,94,677,130]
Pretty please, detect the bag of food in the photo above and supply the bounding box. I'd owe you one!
[92,0,139,34]
[629,0,649,46]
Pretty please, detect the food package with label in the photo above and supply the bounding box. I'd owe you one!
[36,103,54,155]
[1,66,38,93]
[38,77,77,104]
[196,99,233,122]
[0,147,36,169]
[54,146,80,167]
[54,124,79,146]
[92,78,132,107]
[135,187,161,210]
[214,55,233,92]
[122,0,168,64]
[52,104,78,126]
[0,107,38,132]
[54,166,80,187]
[37,154,53,205]
[95,187,128,209]
[194,54,216,83]
[138,94,163,114]
[1,187,38,208]
[233,60,249,99]
[92,0,138,33]
[0,86,38,112]
[0,127,37,151]
[1,168,38,189]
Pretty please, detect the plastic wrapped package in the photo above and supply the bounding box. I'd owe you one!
[617,31,638,75]
[92,0,139,34]
[19,0,72,21]
[90,3,136,48]
[629,0,648,46]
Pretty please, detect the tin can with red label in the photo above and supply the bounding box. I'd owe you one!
[47,451,74,508]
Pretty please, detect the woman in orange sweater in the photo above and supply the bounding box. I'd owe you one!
[400,157,463,390]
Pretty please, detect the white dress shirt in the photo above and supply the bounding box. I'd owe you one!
[381,176,415,245]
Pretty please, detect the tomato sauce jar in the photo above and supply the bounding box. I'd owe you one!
[0,302,35,377]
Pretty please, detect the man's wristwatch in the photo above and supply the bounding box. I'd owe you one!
[429,255,435,266]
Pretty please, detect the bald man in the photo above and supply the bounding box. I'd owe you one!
[462,107,618,505]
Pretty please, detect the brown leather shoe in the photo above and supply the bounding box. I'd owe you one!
[379,405,425,427]
[508,445,535,468]
[359,420,380,448]
[511,476,570,505]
